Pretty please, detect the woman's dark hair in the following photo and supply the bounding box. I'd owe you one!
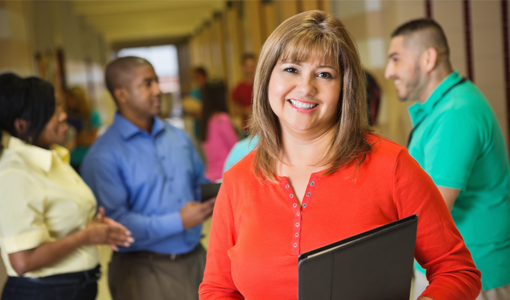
[199,80,229,141]
[0,73,56,149]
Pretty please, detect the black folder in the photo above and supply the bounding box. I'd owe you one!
[298,215,418,300]
[200,183,221,202]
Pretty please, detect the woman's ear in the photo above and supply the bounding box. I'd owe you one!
[13,118,29,136]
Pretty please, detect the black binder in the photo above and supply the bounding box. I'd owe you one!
[298,215,418,300]
[201,183,221,202]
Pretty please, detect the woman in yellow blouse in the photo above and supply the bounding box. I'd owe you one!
[0,73,133,300]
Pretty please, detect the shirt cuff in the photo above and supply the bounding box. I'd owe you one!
[157,212,184,238]
[1,229,50,253]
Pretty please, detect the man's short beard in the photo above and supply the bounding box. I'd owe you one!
[399,63,423,102]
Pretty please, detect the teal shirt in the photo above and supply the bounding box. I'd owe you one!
[409,71,510,290]
[70,110,102,166]
[222,135,259,173]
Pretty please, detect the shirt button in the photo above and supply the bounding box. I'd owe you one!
[295,233,299,237]
[306,192,311,197]
[289,194,294,198]
[293,243,298,247]
[303,203,307,208]
[296,212,300,216]
[293,203,297,208]
[286,185,289,189]
[295,222,300,227]
[310,181,315,186]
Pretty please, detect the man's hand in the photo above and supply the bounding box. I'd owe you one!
[180,199,216,229]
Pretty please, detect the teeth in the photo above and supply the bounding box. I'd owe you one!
[289,99,318,110]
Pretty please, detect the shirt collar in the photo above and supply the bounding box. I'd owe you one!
[408,70,462,126]
[7,136,70,173]
[113,113,166,140]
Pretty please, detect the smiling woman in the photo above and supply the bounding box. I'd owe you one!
[199,10,481,300]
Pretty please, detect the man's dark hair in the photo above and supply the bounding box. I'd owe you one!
[241,53,256,64]
[193,66,208,79]
[105,56,152,103]
[0,73,55,148]
[391,18,450,57]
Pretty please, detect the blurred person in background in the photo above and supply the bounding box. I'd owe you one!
[65,87,102,173]
[200,80,238,181]
[385,18,510,299]
[183,67,208,141]
[81,57,215,300]
[0,73,132,300]
[200,11,481,300]
[232,53,257,135]
[364,70,381,126]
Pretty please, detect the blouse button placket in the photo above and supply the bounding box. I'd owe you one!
[281,175,318,256]
[282,179,302,255]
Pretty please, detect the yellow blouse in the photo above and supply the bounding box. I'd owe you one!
[0,135,99,277]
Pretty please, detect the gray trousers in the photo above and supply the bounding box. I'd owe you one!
[108,245,206,300]
[413,270,510,300]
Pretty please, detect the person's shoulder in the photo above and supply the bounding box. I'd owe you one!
[443,81,490,113]
[223,150,256,181]
[215,112,231,121]
[364,133,408,166]
[83,126,121,162]
[0,148,31,176]
[366,133,404,155]
[90,126,119,149]
[161,121,193,143]
[209,112,231,125]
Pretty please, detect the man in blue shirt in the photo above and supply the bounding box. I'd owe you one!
[81,56,214,300]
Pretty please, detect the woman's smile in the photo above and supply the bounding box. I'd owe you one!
[288,98,319,114]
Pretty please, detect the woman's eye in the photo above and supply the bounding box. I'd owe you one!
[284,67,298,74]
[317,72,333,79]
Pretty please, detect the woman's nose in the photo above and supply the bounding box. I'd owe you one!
[296,75,316,96]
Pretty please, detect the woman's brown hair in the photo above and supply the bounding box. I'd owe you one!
[250,10,372,182]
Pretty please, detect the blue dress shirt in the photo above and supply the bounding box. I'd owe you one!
[81,113,209,254]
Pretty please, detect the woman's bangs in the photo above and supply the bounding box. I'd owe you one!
[279,33,340,69]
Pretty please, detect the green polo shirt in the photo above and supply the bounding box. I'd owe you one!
[409,71,510,290]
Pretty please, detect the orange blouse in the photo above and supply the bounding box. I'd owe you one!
[199,135,481,300]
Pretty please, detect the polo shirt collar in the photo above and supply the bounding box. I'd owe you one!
[408,70,462,126]
[8,136,70,173]
[113,113,166,140]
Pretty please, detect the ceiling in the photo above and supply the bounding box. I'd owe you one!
[72,1,228,46]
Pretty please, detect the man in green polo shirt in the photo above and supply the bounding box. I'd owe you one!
[385,19,510,300]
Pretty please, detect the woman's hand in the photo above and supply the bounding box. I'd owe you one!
[82,207,134,250]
